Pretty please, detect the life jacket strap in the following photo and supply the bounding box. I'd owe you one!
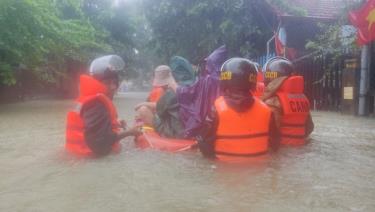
[216,132,269,139]
[215,150,268,157]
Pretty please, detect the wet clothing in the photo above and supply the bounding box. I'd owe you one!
[153,89,184,138]
[151,56,196,139]
[176,46,228,138]
[82,99,118,155]
[65,75,120,156]
[197,96,280,159]
[261,76,314,139]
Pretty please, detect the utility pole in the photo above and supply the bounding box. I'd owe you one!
[358,44,370,116]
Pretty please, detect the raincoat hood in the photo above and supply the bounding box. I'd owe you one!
[169,56,195,86]
[205,45,228,77]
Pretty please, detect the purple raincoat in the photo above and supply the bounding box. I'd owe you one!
[176,45,228,138]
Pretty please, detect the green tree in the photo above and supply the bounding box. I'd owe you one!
[141,0,273,64]
[0,0,109,86]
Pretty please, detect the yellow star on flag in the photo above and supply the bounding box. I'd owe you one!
[366,8,375,30]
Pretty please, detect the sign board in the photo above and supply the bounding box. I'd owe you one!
[343,87,354,100]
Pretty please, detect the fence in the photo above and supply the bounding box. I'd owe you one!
[256,52,361,112]
[295,55,347,111]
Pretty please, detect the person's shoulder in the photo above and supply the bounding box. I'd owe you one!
[81,98,107,114]
[263,96,281,108]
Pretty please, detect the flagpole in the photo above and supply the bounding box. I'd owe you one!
[358,44,370,116]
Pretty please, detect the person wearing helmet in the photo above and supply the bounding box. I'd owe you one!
[196,58,280,161]
[65,55,141,156]
[261,57,314,145]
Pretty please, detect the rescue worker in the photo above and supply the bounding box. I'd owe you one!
[65,55,140,156]
[261,57,314,145]
[197,58,280,161]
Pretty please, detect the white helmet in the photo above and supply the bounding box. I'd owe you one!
[89,55,125,80]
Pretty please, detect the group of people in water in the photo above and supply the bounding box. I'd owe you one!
[65,45,314,162]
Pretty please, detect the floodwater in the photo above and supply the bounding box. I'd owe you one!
[0,92,374,212]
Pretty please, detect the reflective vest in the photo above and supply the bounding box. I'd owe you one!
[65,75,121,155]
[214,96,271,161]
[276,76,310,145]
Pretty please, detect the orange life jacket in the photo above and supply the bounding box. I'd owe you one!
[147,86,166,103]
[214,96,271,161]
[276,76,310,145]
[65,75,121,156]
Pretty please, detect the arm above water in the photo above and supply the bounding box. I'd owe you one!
[82,100,141,155]
[196,106,218,159]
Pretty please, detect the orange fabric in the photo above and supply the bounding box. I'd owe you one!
[252,82,265,98]
[252,72,265,98]
[79,74,108,97]
[214,96,271,161]
[135,130,196,152]
[147,87,166,103]
[65,75,121,156]
[276,76,309,145]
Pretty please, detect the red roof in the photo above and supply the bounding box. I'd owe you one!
[267,0,357,20]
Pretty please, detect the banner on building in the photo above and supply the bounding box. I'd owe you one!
[349,0,375,45]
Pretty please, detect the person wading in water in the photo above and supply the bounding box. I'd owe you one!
[65,55,140,156]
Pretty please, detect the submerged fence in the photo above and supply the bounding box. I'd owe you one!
[295,55,346,111]
[256,51,361,112]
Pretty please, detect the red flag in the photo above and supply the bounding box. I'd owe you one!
[349,0,375,45]
[275,28,297,59]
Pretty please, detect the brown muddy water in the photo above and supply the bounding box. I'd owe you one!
[0,92,374,212]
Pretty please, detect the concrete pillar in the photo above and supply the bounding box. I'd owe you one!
[358,44,370,116]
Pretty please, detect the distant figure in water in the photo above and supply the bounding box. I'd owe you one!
[65,55,140,156]
[261,57,314,145]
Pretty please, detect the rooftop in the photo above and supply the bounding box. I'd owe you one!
[266,0,359,20]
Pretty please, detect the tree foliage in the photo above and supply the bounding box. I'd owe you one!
[305,1,363,57]
[0,0,111,86]
[0,0,302,96]
[141,0,273,64]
